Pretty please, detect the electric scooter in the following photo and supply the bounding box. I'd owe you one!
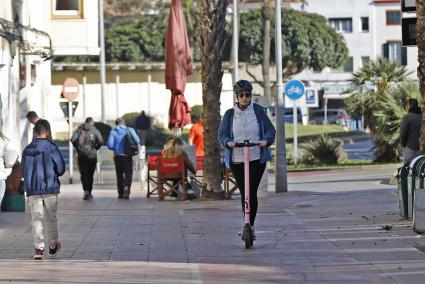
[235,140,260,249]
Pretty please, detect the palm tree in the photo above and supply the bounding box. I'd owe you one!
[345,58,411,161]
[374,83,421,161]
[197,0,228,199]
[417,1,425,153]
[346,58,410,129]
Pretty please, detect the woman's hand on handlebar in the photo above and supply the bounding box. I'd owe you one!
[259,140,268,148]
[227,141,236,148]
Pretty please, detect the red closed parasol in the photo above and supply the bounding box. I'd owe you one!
[165,0,193,131]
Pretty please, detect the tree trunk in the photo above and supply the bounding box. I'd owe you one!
[417,0,425,153]
[198,0,227,199]
[262,0,272,104]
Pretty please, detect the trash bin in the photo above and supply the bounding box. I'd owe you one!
[407,155,425,220]
[412,157,425,233]
[397,163,410,218]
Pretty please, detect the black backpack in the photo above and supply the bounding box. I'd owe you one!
[124,129,139,156]
[76,129,96,158]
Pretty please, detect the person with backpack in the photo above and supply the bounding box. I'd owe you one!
[107,118,140,199]
[70,117,103,200]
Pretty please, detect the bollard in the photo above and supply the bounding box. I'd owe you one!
[407,155,425,219]
[412,157,425,232]
[397,163,409,218]
[139,145,147,189]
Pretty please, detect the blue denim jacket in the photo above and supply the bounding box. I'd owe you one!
[218,103,276,168]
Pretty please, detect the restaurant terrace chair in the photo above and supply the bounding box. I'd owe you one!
[157,156,187,201]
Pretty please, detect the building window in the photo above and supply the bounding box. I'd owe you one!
[329,18,353,33]
[386,11,401,25]
[51,0,83,19]
[334,57,354,72]
[361,56,370,67]
[360,17,369,32]
[383,42,407,65]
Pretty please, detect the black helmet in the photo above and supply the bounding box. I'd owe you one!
[233,80,253,94]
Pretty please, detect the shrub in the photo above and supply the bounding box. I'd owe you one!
[121,112,139,128]
[286,144,307,165]
[303,135,346,164]
[94,122,112,145]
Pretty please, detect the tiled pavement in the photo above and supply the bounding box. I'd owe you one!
[1,170,425,283]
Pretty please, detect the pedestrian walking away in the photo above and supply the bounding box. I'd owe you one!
[70,117,103,200]
[22,119,65,260]
[135,111,151,145]
[107,118,140,199]
[400,98,422,163]
[26,111,53,140]
[218,79,276,244]
[0,132,18,204]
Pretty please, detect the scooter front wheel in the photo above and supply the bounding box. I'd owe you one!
[245,235,252,249]
[243,224,253,249]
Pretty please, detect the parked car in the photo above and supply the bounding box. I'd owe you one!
[309,109,349,125]
[266,106,302,123]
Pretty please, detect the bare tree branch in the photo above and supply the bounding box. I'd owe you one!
[245,64,265,88]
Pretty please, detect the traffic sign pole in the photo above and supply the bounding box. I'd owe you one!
[68,101,73,184]
[285,79,305,167]
[293,101,298,165]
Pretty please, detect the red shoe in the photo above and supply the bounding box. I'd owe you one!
[48,240,62,257]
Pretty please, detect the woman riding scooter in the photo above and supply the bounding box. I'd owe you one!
[218,80,276,245]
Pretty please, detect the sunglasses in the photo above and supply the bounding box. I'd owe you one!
[237,92,251,98]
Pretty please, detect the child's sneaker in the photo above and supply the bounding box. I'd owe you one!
[48,240,62,257]
[33,249,44,260]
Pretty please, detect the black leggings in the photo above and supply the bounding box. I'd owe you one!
[230,160,266,226]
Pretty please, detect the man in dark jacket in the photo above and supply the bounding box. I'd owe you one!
[400,99,422,163]
[22,119,65,260]
[107,118,140,199]
[71,117,103,200]
[135,111,151,145]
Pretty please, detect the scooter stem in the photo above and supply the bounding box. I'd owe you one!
[243,145,250,225]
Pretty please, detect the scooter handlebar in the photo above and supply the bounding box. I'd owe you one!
[234,142,260,148]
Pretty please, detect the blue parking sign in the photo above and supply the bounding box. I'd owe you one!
[306,90,315,104]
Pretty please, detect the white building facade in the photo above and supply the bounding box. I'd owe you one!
[0,0,98,150]
[290,0,417,109]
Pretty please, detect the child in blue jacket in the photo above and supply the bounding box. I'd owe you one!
[22,119,65,260]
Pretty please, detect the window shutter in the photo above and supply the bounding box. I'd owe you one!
[401,46,407,65]
[383,43,389,59]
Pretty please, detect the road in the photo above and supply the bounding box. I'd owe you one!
[342,136,375,160]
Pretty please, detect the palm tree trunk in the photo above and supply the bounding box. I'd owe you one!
[198,0,227,199]
[417,0,425,153]
[262,0,272,104]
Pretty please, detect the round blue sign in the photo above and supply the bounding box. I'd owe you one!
[285,80,305,101]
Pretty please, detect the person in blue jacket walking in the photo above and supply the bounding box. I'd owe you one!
[218,80,276,240]
[107,118,140,199]
[22,119,65,260]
